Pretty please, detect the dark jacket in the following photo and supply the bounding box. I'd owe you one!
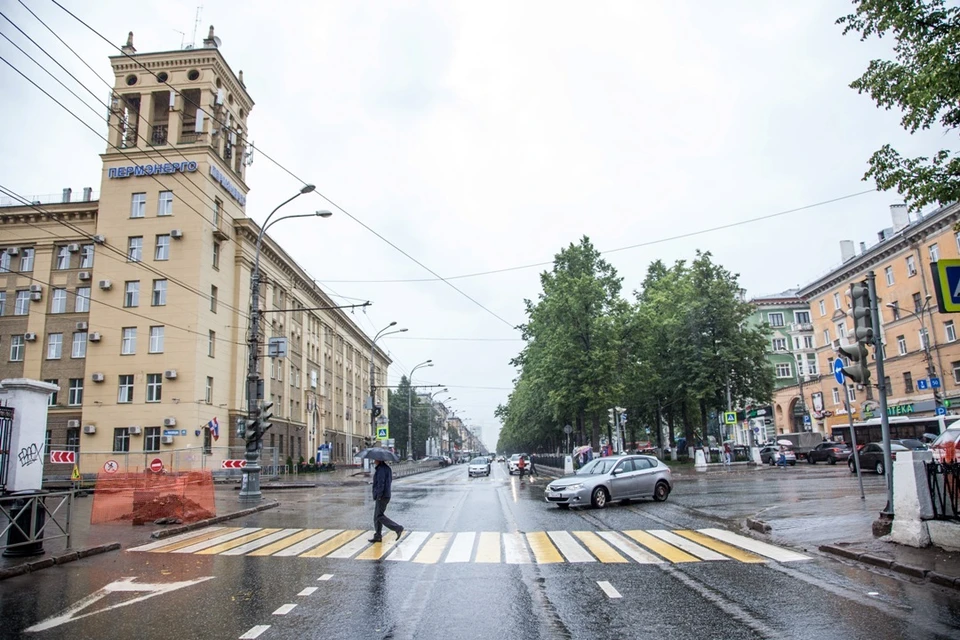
[373,462,393,499]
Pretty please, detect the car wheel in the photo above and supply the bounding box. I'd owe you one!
[808,456,816,464]
[591,487,609,509]
[653,481,670,502]
[768,457,775,466]
[557,504,570,510]
[875,461,885,475]
[849,461,856,473]
[789,462,796,466]
[827,456,836,465]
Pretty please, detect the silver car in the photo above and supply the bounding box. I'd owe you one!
[468,456,491,477]
[544,455,671,509]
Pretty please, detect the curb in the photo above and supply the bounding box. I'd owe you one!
[746,518,772,534]
[150,501,281,539]
[0,542,121,581]
[819,544,960,591]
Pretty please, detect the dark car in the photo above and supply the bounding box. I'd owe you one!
[848,442,909,475]
[891,439,928,451]
[807,442,852,465]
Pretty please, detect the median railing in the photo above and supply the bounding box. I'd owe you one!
[926,461,960,521]
[0,490,74,556]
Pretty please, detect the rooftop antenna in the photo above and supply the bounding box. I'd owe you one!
[189,5,203,49]
[173,29,186,49]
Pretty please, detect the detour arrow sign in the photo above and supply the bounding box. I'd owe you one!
[49,450,76,464]
[221,459,246,469]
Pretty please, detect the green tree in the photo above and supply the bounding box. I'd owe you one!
[387,376,432,459]
[839,0,960,209]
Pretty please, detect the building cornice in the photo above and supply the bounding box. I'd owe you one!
[0,205,98,226]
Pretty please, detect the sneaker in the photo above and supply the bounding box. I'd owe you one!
[368,537,382,543]
[396,527,404,541]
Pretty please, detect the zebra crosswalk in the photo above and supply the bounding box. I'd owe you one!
[130,526,810,565]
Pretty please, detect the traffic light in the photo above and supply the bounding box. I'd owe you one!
[258,402,274,436]
[236,417,247,439]
[607,408,615,426]
[242,416,259,444]
[838,342,871,384]
[373,405,382,418]
[850,281,874,344]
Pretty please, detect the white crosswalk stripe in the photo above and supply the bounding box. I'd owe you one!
[388,531,430,561]
[445,532,476,563]
[647,530,729,561]
[503,532,531,564]
[698,528,811,562]
[548,531,595,563]
[174,528,261,554]
[274,529,343,557]
[223,528,303,556]
[596,531,663,564]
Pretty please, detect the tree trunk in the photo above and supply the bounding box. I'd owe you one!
[682,402,694,449]
[591,412,600,449]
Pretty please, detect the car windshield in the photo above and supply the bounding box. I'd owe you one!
[510,455,520,461]
[470,458,487,464]
[932,429,960,447]
[576,459,619,475]
[898,439,925,449]
[891,444,909,451]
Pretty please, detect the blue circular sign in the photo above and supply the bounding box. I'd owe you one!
[834,358,845,385]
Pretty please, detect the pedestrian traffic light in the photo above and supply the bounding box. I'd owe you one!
[850,281,874,345]
[838,342,872,385]
[258,402,274,436]
[607,408,615,426]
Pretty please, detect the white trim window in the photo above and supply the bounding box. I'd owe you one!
[55,246,71,270]
[117,375,134,403]
[79,244,94,268]
[837,323,847,339]
[946,320,957,343]
[768,312,785,327]
[885,266,895,286]
[131,192,146,218]
[155,234,170,261]
[772,338,787,352]
[157,191,173,216]
[19,248,33,272]
[930,243,940,262]
[14,290,28,315]
[205,376,213,404]
[0,291,6,315]
[0,252,9,273]
[803,335,815,349]
[823,328,831,345]
[68,378,83,405]
[152,279,167,306]
[72,331,86,358]
[127,236,142,262]
[906,255,917,277]
[848,386,856,401]
[75,287,91,313]
[9,335,24,361]
[146,373,162,403]
[833,292,841,310]
[148,326,164,353]
[51,288,67,314]
[920,328,930,350]
[832,387,841,405]
[897,334,907,355]
[819,300,826,316]
[775,363,792,378]
[121,327,136,355]
[795,311,811,324]
[46,333,62,359]
[124,281,139,308]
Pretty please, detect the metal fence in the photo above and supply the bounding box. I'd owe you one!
[926,461,960,521]
[0,489,74,555]
[0,405,12,491]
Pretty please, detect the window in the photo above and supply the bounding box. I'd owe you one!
[819,300,826,316]
[9,335,24,361]
[897,335,907,355]
[210,285,218,313]
[833,292,841,310]
[157,190,173,216]
[155,234,170,260]
[827,357,835,375]
[19,248,33,272]
[832,387,841,405]
[66,427,79,451]
[47,333,62,359]
[75,287,90,312]
[131,192,146,218]
[919,328,929,350]
[113,427,130,453]
[72,331,87,358]
[884,375,893,395]
[121,327,136,355]
[49,288,67,314]
[55,246,71,269]
[837,323,847,339]
[885,266,895,286]
[124,281,140,307]
[68,378,83,405]
[913,292,923,313]
[772,338,787,352]
[128,236,142,262]
[14,290,29,315]
[823,329,830,345]
[149,326,164,353]
[795,311,810,324]
[946,320,957,343]
[953,361,960,385]
[903,371,914,393]
[212,242,220,269]
[0,291,5,315]
[906,255,917,277]
[775,363,792,378]
[847,386,856,401]
[803,335,815,349]
[930,243,940,262]
[152,279,167,306]
[806,356,819,375]
[145,426,161,452]
[205,377,213,404]
[118,375,134,403]
[45,379,58,406]
[213,198,222,226]
[768,313,784,327]
[0,252,9,272]
[146,373,162,402]
[208,330,216,357]
[79,244,94,268]
[890,301,900,321]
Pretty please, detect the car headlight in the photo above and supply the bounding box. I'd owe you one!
[563,483,584,491]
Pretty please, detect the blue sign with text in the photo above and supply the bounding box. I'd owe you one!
[918,379,929,390]
[936,406,947,416]
[932,377,942,388]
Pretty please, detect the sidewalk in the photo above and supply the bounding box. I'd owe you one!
[820,533,960,590]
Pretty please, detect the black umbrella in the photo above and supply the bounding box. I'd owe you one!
[356,447,400,462]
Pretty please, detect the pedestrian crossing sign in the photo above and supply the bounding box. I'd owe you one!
[376,426,389,440]
[71,465,81,481]
[931,259,960,313]
[724,412,737,425]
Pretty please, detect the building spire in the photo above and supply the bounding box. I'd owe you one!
[121,31,136,54]
[203,25,219,48]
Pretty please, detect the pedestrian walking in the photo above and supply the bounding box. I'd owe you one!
[517,455,526,478]
[723,443,732,466]
[369,459,403,543]
[528,455,538,476]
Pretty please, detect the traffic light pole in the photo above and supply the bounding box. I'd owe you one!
[866,272,895,519]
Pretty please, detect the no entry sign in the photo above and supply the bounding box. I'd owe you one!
[221,459,246,469]
[149,458,164,473]
[49,450,76,464]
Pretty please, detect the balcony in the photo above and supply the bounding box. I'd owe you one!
[789,322,814,332]
[150,124,168,145]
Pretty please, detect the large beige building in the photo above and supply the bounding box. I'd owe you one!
[0,28,389,474]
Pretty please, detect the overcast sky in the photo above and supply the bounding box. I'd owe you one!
[0,1,946,450]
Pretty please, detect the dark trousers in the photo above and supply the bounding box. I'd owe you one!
[374,497,401,538]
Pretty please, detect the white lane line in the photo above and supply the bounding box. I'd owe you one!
[275,529,342,557]
[128,527,226,552]
[699,528,810,562]
[174,528,262,553]
[273,604,297,615]
[298,587,318,596]
[648,530,728,561]
[503,532,531,564]
[596,531,664,564]
[386,531,430,561]
[327,531,375,559]
[547,531,595,563]
[318,574,334,581]
[239,625,270,639]
[597,581,622,599]
[223,528,303,555]
[444,532,476,563]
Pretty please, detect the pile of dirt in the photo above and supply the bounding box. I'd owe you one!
[123,493,215,526]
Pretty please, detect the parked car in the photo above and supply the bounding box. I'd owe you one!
[544,455,671,509]
[931,427,960,462]
[891,439,928,451]
[848,442,909,475]
[759,446,796,466]
[807,442,852,465]
[468,456,491,477]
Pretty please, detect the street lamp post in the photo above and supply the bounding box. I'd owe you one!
[427,388,448,456]
[368,323,407,454]
[407,360,433,460]
[240,183,331,502]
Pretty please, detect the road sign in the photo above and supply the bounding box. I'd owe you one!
[103,460,119,474]
[163,429,179,437]
[918,379,929,390]
[149,458,164,473]
[932,259,960,312]
[376,426,389,440]
[936,406,947,416]
[834,358,845,384]
[49,450,75,464]
[723,411,736,425]
[803,415,811,425]
[268,336,288,358]
[563,424,573,435]
[931,377,942,388]
[71,465,80,481]
[221,459,246,469]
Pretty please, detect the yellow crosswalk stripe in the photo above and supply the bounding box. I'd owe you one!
[197,528,281,555]
[674,530,767,563]
[300,530,365,558]
[573,531,627,563]
[248,529,324,556]
[475,532,501,563]
[623,530,699,563]
[148,527,242,552]
[413,532,453,564]
[526,532,563,564]
[357,532,406,560]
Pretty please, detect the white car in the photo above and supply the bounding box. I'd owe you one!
[468,456,491,477]
[507,454,529,475]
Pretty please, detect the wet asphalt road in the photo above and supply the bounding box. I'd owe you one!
[1,462,959,640]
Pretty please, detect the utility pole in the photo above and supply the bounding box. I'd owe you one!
[867,272,895,523]
[407,360,432,460]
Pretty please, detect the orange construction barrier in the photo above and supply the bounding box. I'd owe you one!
[90,470,216,525]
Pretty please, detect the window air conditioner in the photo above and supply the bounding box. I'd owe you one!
[164,369,177,379]
[83,425,96,434]
[91,372,105,382]
[30,292,41,302]
[128,426,142,435]
[92,234,106,244]
[6,247,19,255]
[98,280,112,290]
[67,243,80,252]
[163,417,177,427]
[78,271,91,281]
[160,435,175,445]
[76,321,88,331]
[89,332,101,342]
[29,284,42,293]
[67,419,80,429]
[170,229,183,239]
[23,332,37,341]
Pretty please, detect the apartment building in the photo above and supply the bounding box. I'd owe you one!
[0,28,389,473]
